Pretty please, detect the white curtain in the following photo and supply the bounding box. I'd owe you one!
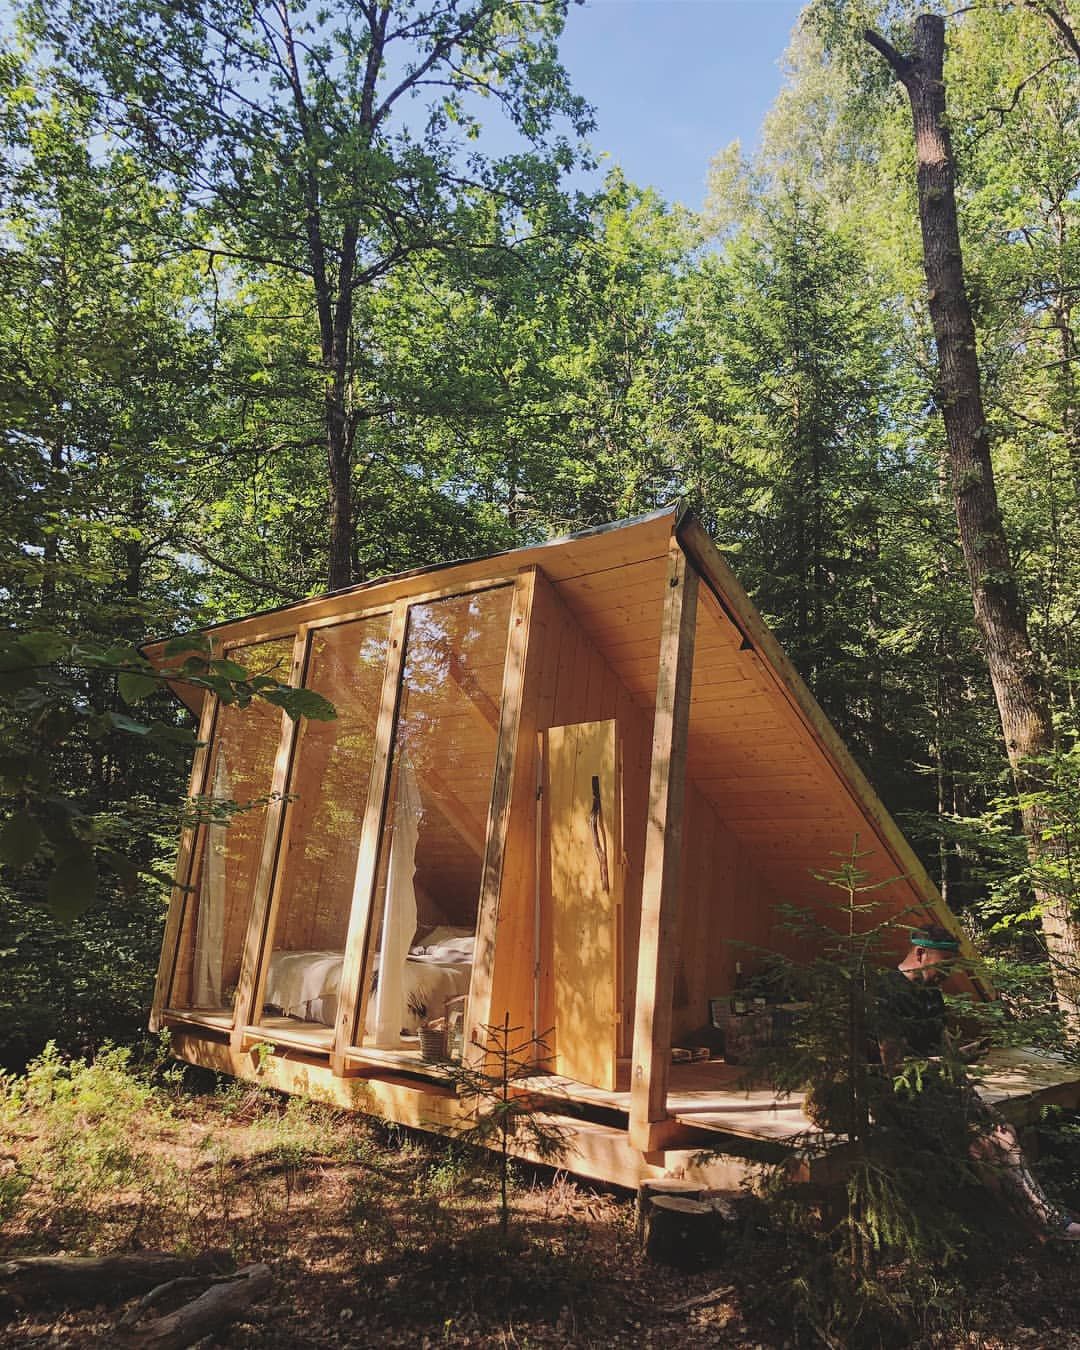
[372,756,421,1046]
[193,750,228,1008]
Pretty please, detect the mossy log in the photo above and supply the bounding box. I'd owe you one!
[0,1250,232,1306]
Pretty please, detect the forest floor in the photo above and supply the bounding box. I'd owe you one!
[3,1054,1080,1348]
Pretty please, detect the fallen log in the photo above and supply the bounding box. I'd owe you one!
[124,1262,272,1350]
[0,1250,232,1306]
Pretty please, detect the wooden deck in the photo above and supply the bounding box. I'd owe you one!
[164,1014,1080,1147]
[521,1060,809,1143]
[522,1048,1080,1146]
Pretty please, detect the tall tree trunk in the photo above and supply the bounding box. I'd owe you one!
[866,14,1080,1025]
[280,0,362,593]
[326,382,353,593]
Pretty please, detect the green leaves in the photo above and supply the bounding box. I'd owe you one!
[117,670,157,704]
[0,811,43,870]
[18,630,70,663]
[46,850,99,923]
[256,684,337,722]
[163,634,211,657]
[0,640,40,696]
[0,613,337,927]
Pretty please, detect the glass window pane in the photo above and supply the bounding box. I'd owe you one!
[356,586,514,1051]
[169,637,293,1015]
[258,613,391,1036]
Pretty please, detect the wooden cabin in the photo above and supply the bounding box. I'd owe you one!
[146,508,1079,1188]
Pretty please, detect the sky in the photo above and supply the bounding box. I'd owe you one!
[558,0,805,209]
[0,0,806,214]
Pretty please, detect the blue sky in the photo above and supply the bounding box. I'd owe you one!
[559,0,805,208]
[0,0,805,213]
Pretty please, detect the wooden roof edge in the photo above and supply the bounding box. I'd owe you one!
[674,513,994,1001]
[141,505,684,655]
[142,504,682,729]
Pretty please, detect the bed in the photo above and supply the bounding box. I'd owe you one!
[262,926,474,1040]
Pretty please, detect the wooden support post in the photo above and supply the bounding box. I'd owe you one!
[150,684,219,1032]
[464,568,540,1062]
[629,541,698,1151]
[331,599,409,1074]
[230,632,308,1051]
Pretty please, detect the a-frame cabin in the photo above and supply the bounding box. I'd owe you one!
[146,508,1078,1188]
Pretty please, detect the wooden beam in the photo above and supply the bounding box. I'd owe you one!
[229,632,308,1051]
[167,1026,760,1191]
[417,765,487,856]
[463,568,540,1062]
[149,685,220,1032]
[143,510,679,661]
[629,539,699,1151]
[331,600,409,1074]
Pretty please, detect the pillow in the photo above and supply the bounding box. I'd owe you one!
[426,935,475,959]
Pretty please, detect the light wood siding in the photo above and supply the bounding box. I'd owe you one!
[477,571,658,1065]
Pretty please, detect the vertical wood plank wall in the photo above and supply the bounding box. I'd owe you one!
[481,572,655,1061]
[670,782,779,1044]
[541,584,653,1060]
[546,719,621,1089]
[489,563,784,1067]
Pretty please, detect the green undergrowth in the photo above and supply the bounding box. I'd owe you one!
[0,1042,646,1346]
[0,1039,373,1258]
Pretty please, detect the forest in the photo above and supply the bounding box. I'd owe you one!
[3,0,1080,1345]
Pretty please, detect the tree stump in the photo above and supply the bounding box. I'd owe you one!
[635,1179,705,1246]
[641,1196,723,1269]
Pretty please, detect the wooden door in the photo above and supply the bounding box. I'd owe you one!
[545,719,622,1090]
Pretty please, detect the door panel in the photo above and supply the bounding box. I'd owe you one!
[546,719,622,1090]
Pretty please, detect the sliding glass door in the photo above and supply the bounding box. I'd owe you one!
[354,586,514,1050]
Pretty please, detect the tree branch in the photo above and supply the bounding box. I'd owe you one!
[1028,1,1080,63]
[864,27,914,83]
[176,538,303,601]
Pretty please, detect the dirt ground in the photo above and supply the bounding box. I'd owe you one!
[3,1080,1080,1349]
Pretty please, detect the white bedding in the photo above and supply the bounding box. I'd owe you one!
[263,929,474,1038]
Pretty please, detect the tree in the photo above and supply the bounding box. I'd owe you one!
[864,14,1080,1023]
[751,845,1005,1346]
[445,1014,567,1239]
[28,0,593,589]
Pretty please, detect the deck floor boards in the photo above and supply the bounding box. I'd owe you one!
[521,1048,1080,1144]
